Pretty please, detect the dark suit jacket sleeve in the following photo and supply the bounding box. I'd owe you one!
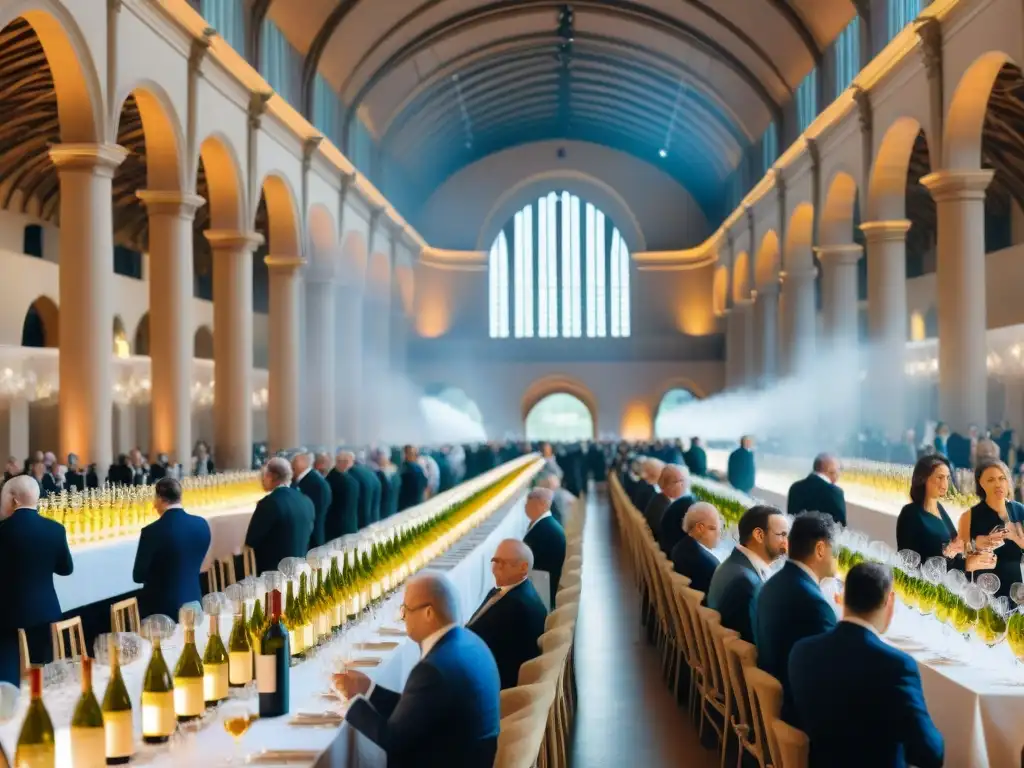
[132,526,152,584]
[55,527,73,577]
[346,664,447,755]
[244,498,275,550]
[737,577,758,643]
[891,657,944,768]
[786,481,800,517]
[833,486,847,526]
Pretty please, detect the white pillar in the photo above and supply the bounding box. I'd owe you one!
[138,191,204,465]
[205,230,261,469]
[733,299,754,389]
[778,267,817,376]
[362,292,391,442]
[50,143,128,475]
[817,244,863,349]
[305,272,337,450]
[922,170,994,432]
[753,284,779,387]
[861,220,911,438]
[266,255,304,453]
[336,283,364,445]
[724,308,738,390]
[390,307,409,380]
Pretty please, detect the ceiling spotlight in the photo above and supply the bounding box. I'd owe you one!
[659,148,668,158]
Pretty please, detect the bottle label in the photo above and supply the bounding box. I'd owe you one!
[70,725,105,768]
[103,710,134,758]
[172,678,204,717]
[204,663,229,702]
[302,623,314,649]
[141,691,176,736]
[255,654,277,694]
[14,743,55,767]
[229,651,253,685]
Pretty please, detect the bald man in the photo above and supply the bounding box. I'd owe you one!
[467,539,548,689]
[671,502,722,596]
[0,475,73,684]
[633,458,664,512]
[787,453,847,526]
[325,452,361,539]
[644,464,686,534]
[291,452,332,549]
[244,457,314,575]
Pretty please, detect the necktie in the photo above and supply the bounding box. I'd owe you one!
[468,587,502,626]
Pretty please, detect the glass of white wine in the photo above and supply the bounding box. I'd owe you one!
[219,681,258,765]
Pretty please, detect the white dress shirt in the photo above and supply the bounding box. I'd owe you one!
[841,616,880,637]
[526,511,552,534]
[814,472,833,484]
[735,544,772,581]
[792,559,822,585]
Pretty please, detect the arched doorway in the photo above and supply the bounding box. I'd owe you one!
[21,296,59,348]
[524,393,595,441]
[194,325,214,359]
[653,388,699,438]
[113,316,130,358]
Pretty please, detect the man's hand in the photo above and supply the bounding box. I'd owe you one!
[333,670,371,699]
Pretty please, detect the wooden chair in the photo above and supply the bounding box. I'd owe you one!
[110,597,141,635]
[51,617,87,661]
[207,555,237,593]
[17,630,28,679]
[241,546,257,578]
[722,637,765,768]
[745,667,784,768]
[772,720,810,768]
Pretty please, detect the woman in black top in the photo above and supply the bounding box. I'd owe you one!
[958,459,1024,598]
[896,455,965,564]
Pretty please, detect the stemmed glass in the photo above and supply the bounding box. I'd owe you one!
[1007,583,1024,664]
[219,682,258,765]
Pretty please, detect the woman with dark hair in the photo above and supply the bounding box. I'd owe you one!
[958,459,1024,597]
[896,455,965,564]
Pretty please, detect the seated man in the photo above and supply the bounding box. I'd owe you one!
[467,539,548,689]
[755,511,838,723]
[244,458,314,575]
[670,502,722,596]
[133,478,212,619]
[786,453,847,526]
[789,563,944,768]
[522,488,567,607]
[336,572,500,768]
[644,464,685,536]
[632,458,663,513]
[706,505,788,643]
[657,468,695,557]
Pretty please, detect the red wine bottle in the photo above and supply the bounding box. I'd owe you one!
[256,589,290,718]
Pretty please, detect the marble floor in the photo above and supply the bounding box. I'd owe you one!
[570,486,718,768]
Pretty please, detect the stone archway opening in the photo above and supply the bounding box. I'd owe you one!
[524,393,595,442]
[653,387,700,438]
[21,296,59,348]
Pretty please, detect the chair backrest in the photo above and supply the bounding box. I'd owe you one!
[544,602,578,632]
[208,555,237,593]
[518,644,570,687]
[744,666,784,768]
[241,546,257,578]
[17,630,29,680]
[708,621,739,703]
[772,720,810,768]
[538,625,574,655]
[110,597,141,635]
[495,704,548,768]
[723,637,758,743]
[499,681,558,721]
[51,617,87,661]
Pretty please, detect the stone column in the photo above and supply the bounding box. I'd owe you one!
[138,190,205,465]
[50,144,128,474]
[778,267,817,377]
[733,299,755,389]
[817,244,863,349]
[861,220,911,438]
[336,283,364,445]
[390,306,409,380]
[753,283,779,387]
[922,170,994,432]
[723,308,738,390]
[265,255,305,453]
[205,230,261,470]
[304,270,336,450]
[362,291,391,442]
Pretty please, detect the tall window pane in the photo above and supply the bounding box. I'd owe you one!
[561,192,573,338]
[201,0,245,53]
[833,17,861,95]
[522,204,534,338]
[888,0,922,41]
[585,202,597,337]
[618,237,631,337]
[610,230,622,337]
[513,210,525,338]
[312,73,341,146]
[537,196,550,338]
[489,233,510,338]
[796,68,818,133]
[596,210,607,338]
[762,122,778,173]
[570,195,582,338]
[259,21,301,105]
[545,192,558,337]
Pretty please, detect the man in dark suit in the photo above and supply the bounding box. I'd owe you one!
[62,453,87,492]
[670,502,722,595]
[244,457,315,575]
[336,572,501,768]
[657,468,696,557]
[684,437,708,477]
[132,477,212,620]
[632,458,661,513]
[325,452,361,539]
[398,445,429,512]
[522,488,567,607]
[643,464,684,535]
[727,436,757,494]
[0,476,73,684]
[790,563,944,768]
[786,453,847,527]
[350,457,382,528]
[533,472,565,527]
[292,452,332,550]
[755,511,838,723]
[467,539,548,689]
[707,505,788,643]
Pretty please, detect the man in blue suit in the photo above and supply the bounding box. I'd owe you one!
[786,454,847,526]
[670,502,722,596]
[350,456,382,528]
[133,477,212,620]
[790,562,944,768]
[0,475,73,684]
[706,505,788,643]
[398,445,428,512]
[337,571,500,768]
[755,511,838,723]
[244,457,315,575]
[291,452,332,550]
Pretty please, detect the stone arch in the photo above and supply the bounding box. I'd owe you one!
[524,393,596,441]
[732,251,752,303]
[197,134,245,231]
[820,172,859,247]
[116,82,185,192]
[653,386,702,439]
[340,230,368,286]
[113,315,129,357]
[21,295,58,347]
[712,265,728,317]
[944,51,1016,170]
[193,325,213,359]
[258,173,302,258]
[868,117,926,221]
[307,203,336,268]
[754,230,781,288]
[783,202,815,271]
[521,374,599,433]
[134,312,149,356]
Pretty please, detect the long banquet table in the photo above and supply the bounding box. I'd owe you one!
[0,456,540,767]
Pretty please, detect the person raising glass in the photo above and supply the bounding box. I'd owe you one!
[958,459,1024,597]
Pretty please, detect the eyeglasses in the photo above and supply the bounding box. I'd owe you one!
[490,557,520,566]
[399,602,431,620]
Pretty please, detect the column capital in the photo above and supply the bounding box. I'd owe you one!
[136,190,206,219]
[49,143,128,178]
[204,229,263,252]
[814,243,863,265]
[920,170,994,202]
[733,297,755,310]
[264,254,306,273]
[779,268,817,285]
[859,219,911,242]
[754,281,779,299]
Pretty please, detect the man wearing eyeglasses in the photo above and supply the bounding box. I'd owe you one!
[335,571,501,768]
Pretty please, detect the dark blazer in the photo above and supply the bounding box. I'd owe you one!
[632,479,656,514]
[350,464,381,528]
[64,469,86,492]
[706,548,762,643]
[0,508,73,684]
[754,561,837,722]
[325,468,360,539]
[294,469,332,550]
[375,469,395,520]
[727,448,756,494]
[244,486,315,576]
[643,493,672,535]
[467,580,548,689]
[40,473,61,498]
[670,534,719,596]
[787,474,847,526]
[132,507,211,620]
[658,495,696,557]
[789,622,944,768]
[523,515,567,607]
[398,461,428,512]
[346,626,500,768]
[684,446,708,477]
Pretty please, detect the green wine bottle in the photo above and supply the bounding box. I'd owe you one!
[70,657,104,767]
[172,627,205,722]
[203,617,229,707]
[141,635,175,744]
[228,604,253,688]
[297,573,313,652]
[101,636,134,765]
[284,580,303,660]
[15,666,55,768]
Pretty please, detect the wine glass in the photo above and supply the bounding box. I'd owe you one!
[219,682,258,765]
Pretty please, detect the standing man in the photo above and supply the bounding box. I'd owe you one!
[350,454,382,527]
[399,445,429,512]
[325,452,361,539]
[522,488,567,608]
[787,453,847,526]
[684,437,708,477]
[292,452,332,550]
[244,457,314,575]
[727,436,757,494]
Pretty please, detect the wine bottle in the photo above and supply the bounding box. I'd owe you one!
[284,580,303,659]
[101,636,134,765]
[228,604,253,688]
[248,595,265,649]
[141,635,176,744]
[172,626,205,722]
[15,666,55,768]
[328,555,343,631]
[256,589,290,718]
[203,616,230,707]
[70,656,104,768]
[297,573,314,653]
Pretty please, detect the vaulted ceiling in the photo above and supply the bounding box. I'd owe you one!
[267,0,858,214]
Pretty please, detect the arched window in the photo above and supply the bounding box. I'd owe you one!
[653,388,699,438]
[488,192,631,339]
[525,393,594,441]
